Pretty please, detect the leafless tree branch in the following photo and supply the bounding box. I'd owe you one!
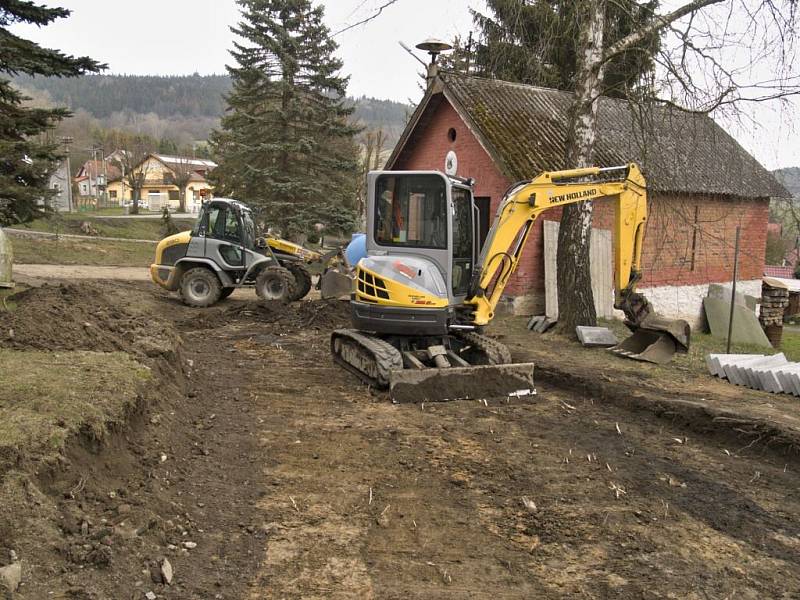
[332,0,400,37]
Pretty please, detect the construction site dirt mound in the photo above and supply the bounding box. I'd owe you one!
[0,282,180,361]
[184,296,352,332]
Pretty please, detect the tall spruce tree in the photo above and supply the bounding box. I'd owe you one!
[0,1,104,224]
[467,0,660,98]
[210,0,360,238]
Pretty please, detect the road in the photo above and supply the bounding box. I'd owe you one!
[13,263,150,282]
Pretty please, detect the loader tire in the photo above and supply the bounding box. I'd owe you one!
[255,266,296,302]
[285,262,313,301]
[180,267,222,308]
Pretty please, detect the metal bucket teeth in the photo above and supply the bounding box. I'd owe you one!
[609,330,678,364]
[609,315,692,365]
[389,363,536,403]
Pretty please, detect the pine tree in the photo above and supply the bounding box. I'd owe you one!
[469,0,660,98]
[210,0,360,238]
[0,1,104,224]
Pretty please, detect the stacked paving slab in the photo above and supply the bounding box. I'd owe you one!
[706,353,800,394]
[760,284,789,327]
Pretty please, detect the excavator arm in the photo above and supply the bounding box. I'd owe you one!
[466,163,650,327]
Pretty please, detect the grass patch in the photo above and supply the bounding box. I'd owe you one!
[18,213,195,241]
[0,349,150,463]
[11,236,156,267]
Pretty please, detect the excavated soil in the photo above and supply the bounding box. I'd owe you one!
[1,281,800,598]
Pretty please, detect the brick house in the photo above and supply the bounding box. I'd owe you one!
[386,73,789,324]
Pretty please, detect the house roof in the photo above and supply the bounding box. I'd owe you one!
[75,159,121,182]
[153,154,217,171]
[388,73,788,199]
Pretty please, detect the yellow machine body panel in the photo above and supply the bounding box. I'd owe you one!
[150,230,192,290]
[354,264,448,308]
[266,236,323,263]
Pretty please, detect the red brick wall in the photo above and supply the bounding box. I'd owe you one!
[392,97,769,298]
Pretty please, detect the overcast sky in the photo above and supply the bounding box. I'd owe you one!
[9,0,799,171]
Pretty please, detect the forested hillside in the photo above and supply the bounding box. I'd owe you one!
[774,167,800,198]
[13,74,411,143]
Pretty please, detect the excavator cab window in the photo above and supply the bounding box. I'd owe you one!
[374,174,446,249]
[451,186,474,296]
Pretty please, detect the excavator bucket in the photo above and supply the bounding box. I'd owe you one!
[319,267,353,299]
[389,363,536,404]
[609,315,691,365]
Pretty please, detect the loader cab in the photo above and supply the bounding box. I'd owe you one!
[192,199,258,269]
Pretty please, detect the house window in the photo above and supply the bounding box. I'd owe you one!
[109,190,117,199]
[448,128,457,142]
[168,190,179,200]
[148,189,160,196]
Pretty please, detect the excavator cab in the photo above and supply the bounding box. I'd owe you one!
[350,171,477,334]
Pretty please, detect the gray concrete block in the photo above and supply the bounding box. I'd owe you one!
[536,317,557,333]
[723,355,770,386]
[527,315,545,331]
[707,353,763,378]
[772,364,800,396]
[708,283,748,307]
[703,297,771,348]
[772,366,798,395]
[753,365,785,393]
[744,354,787,391]
[576,326,619,347]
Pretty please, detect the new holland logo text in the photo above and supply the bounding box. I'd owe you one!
[549,188,598,204]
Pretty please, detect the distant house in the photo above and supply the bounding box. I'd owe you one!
[75,158,121,198]
[106,154,217,213]
[386,72,789,324]
[46,160,71,212]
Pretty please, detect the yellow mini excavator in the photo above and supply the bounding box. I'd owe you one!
[331,163,691,402]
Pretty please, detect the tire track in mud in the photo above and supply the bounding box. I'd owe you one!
[186,301,800,599]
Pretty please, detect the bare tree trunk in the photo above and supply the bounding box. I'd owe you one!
[131,186,140,215]
[179,185,187,213]
[556,0,606,333]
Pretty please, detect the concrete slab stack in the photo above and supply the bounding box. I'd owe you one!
[707,353,800,395]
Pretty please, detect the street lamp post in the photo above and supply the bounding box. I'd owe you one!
[60,136,74,212]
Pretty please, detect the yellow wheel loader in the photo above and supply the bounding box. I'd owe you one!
[151,198,352,307]
[331,164,691,402]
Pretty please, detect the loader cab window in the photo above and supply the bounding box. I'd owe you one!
[194,204,222,237]
[221,208,241,243]
[239,209,256,250]
[374,174,447,249]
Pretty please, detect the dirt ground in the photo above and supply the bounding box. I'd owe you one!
[2,280,800,599]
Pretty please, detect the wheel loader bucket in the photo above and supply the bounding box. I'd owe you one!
[389,363,536,404]
[319,268,353,299]
[609,315,691,365]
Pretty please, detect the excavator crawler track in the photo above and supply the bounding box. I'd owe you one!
[331,329,403,389]
[454,330,513,365]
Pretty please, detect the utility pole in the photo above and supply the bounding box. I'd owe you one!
[726,226,742,354]
[99,147,108,208]
[61,136,74,213]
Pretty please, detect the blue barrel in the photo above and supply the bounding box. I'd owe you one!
[344,233,367,267]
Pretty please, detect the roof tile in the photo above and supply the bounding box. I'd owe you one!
[405,73,787,198]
